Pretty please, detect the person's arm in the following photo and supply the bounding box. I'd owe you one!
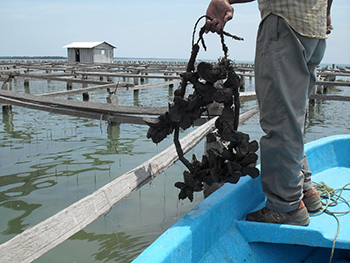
[205,0,255,33]
[326,0,333,34]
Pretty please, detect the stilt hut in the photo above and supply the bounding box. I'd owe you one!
[63,41,115,63]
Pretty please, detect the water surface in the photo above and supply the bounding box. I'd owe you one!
[0,64,349,262]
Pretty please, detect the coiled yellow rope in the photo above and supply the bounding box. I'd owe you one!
[310,181,350,263]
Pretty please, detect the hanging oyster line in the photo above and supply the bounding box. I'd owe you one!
[145,15,259,201]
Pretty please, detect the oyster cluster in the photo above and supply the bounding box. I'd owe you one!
[145,58,240,143]
[175,128,259,202]
[145,19,259,201]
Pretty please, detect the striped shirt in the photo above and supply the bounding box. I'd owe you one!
[258,0,328,39]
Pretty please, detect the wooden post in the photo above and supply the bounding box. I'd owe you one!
[2,82,11,91]
[133,89,140,106]
[82,92,89,101]
[239,75,245,92]
[2,104,12,113]
[169,84,174,97]
[316,82,323,94]
[1,81,12,113]
[309,85,316,106]
[324,75,336,93]
[1,104,13,133]
[67,82,73,90]
[134,77,139,85]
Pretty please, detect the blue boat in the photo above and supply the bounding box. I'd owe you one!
[133,135,350,263]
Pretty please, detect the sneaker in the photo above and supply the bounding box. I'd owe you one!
[246,201,310,226]
[303,187,322,212]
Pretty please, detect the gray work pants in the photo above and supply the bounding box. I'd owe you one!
[254,14,326,212]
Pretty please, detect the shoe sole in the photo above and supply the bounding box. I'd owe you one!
[285,216,310,226]
[284,206,311,226]
[303,188,322,212]
[304,198,322,212]
[306,203,322,212]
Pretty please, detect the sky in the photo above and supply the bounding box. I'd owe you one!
[1,0,349,64]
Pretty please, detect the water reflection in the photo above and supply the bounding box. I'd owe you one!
[24,80,30,94]
[106,122,121,153]
[306,99,326,128]
[1,200,41,236]
[2,109,14,134]
[70,229,149,262]
[0,171,57,200]
[0,108,142,245]
[133,90,140,106]
[0,171,56,237]
[168,84,174,101]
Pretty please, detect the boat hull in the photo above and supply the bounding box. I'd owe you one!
[134,135,350,262]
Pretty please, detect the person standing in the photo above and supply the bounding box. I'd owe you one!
[205,0,333,225]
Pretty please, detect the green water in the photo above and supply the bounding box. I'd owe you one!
[0,69,349,262]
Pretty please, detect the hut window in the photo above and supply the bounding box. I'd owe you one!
[101,50,105,55]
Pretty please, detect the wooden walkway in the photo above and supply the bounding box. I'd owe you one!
[1,61,349,95]
[0,60,261,123]
[0,88,257,125]
[0,60,349,262]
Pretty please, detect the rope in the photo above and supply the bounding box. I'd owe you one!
[310,181,350,263]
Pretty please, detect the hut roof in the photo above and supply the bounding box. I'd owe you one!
[63,41,116,49]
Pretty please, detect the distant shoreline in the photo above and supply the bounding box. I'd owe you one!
[0,56,67,60]
[0,56,347,67]
[0,56,188,61]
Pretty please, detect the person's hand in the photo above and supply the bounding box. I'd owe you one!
[326,14,332,34]
[205,0,234,33]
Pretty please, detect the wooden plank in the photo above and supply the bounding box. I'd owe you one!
[122,79,181,91]
[0,107,258,263]
[0,90,258,126]
[96,71,256,78]
[0,89,257,116]
[19,73,72,77]
[0,95,154,125]
[14,73,113,85]
[0,68,30,73]
[39,83,120,97]
[318,71,350,77]
[0,89,167,115]
[75,71,182,80]
[315,80,350,87]
[40,80,181,97]
[309,94,350,101]
[240,91,256,102]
